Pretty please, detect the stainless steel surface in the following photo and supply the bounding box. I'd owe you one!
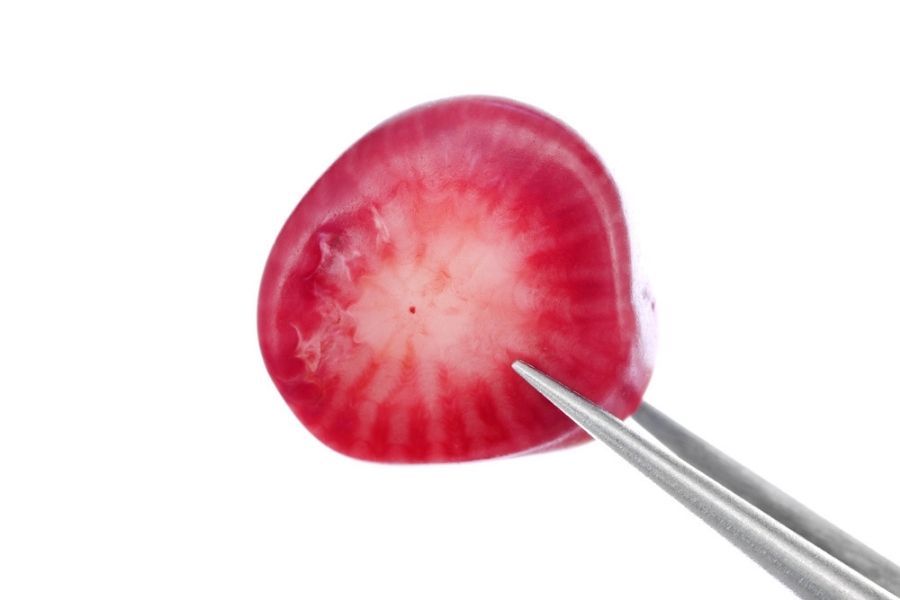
[511,361,898,600]
[632,402,900,597]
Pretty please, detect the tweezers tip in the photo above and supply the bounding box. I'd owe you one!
[510,359,531,375]
[511,360,581,412]
[511,360,548,392]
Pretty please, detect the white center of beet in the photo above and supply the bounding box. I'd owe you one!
[347,196,528,365]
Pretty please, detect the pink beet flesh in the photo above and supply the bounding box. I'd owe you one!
[258,97,655,463]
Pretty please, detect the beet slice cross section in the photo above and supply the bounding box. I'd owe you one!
[258,97,655,463]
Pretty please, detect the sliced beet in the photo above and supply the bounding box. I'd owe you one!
[258,97,655,462]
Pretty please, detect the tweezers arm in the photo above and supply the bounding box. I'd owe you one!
[633,403,900,597]
[512,362,897,600]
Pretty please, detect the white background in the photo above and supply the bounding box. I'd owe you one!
[2,2,898,598]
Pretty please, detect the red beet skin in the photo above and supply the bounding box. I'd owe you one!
[258,97,655,463]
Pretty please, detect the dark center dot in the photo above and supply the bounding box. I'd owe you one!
[408,306,416,314]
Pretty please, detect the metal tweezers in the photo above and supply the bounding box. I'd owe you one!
[512,361,900,600]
